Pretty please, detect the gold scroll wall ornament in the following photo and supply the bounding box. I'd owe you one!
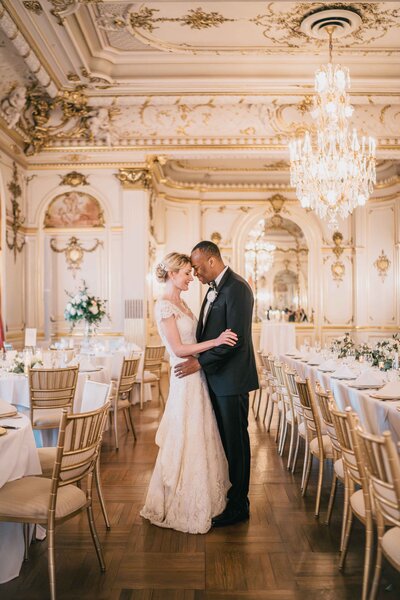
[331,231,345,284]
[50,236,103,277]
[374,250,391,282]
[115,168,152,189]
[59,171,89,187]
[6,162,25,261]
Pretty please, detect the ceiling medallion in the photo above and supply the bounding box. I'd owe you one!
[59,171,89,187]
[289,8,376,229]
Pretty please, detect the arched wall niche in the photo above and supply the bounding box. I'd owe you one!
[33,187,118,340]
[232,202,323,325]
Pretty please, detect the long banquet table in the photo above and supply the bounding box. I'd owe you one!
[281,355,400,444]
[260,322,296,355]
[0,414,41,583]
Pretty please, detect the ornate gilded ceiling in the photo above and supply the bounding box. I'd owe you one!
[0,1,399,167]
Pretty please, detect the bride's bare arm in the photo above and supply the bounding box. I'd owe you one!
[160,315,237,358]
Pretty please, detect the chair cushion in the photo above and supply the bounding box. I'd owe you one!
[382,527,400,570]
[286,410,293,424]
[309,434,333,458]
[298,422,306,438]
[38,447,57,478]
[136,370,158,383]
[334,458,344,481]
[350,489,366,520]
[32,408,63,428]
[0,477,87,521]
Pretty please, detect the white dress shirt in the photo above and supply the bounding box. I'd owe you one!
[202,266,228,326]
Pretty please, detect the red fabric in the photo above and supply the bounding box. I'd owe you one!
[0,314,4,349]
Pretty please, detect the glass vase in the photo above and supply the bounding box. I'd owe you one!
[82,320,96,352]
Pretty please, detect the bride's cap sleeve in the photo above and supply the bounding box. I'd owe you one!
[155,299,178,322]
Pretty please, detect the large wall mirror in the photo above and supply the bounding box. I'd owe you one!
[244,213,309,322]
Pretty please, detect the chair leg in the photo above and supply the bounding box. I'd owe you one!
[86,504,106,572]
[361,517,374,600]
[262,390,271,423]
[314,457,325,518]
[122,409,130,432]
[251,389,256,409]
[326,472,338,525]
[278,419,288,456]
[302,451,313,497]
[300,442,309,490]
[140,382,144,411]
[255,388,262,420]
[158,381,165,408]
[48,524,56,600]
[340,475,350,553]
[266,400,275,432]
[23,523,30,561]
[127,406,137,441]
[113,406,119,451]
[274,409,281,443]
[370,522,384,600]
[95,456,111,530]
[339,507,354,569]
[287,421,296,470]
[291,431,301,474]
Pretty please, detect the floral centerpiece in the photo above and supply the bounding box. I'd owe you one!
[330,332,355,358]
[64,281,108,336]
[9,354,43,374]
[370,334,400,370]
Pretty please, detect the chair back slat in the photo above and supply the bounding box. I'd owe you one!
[118,357,141,396]
[285,370,303,424]
[144,345,165,377]
[52,403,110,489]
[296,377,322,444]
[29,367,79,426]
[329,402,360,485]
[315,384,341,457]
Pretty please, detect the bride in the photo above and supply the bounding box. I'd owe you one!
[140,252,234,534]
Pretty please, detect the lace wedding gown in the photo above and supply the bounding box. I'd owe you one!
[140,299,230,534]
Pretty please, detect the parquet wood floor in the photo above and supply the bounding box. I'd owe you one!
[1,385,400,600]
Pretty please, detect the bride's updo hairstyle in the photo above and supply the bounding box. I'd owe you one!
[155,252,191,283]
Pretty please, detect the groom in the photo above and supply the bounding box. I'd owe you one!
[175,241,259,526]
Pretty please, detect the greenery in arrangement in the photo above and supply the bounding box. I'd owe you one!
[9,356,43,374]
[331,332,400,370]
[64,281,108,330]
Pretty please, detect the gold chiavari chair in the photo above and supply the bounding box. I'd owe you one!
[265,355,282,442]
[330,406,374,600]
[283,367,303,471]
[0,403,109,600]
[253,353,271,421]
[109,356,141,450]
[29,366,79,431]
[355,425,400,600]
[274,361,293,457]
[137,345,166,410]
[37,380,112,530]
[314,384,345,527]
[296,377,333,517]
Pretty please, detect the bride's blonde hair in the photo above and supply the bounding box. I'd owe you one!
[155,252,191,283]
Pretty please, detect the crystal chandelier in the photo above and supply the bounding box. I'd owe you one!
[289,26,376,228]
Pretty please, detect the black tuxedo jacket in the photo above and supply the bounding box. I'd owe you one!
[196,267,259,396]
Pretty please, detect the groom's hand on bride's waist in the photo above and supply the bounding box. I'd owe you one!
[175,356,201,378]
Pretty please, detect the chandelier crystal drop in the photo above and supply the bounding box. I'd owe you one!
[289,36,376,229]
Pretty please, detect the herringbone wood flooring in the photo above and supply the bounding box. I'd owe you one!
[1,385,400,600]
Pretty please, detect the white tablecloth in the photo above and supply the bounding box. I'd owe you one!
[260,322,296,355]
[0,414,41,583]
[281,355,400,444]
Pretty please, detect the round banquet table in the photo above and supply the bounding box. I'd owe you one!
[259,321,296,355]
[0,414,41,583]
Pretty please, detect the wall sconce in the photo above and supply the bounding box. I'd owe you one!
[331,231,345,283]
[374,250,391,282]
[6,162,25,261]
[50,236,103,277]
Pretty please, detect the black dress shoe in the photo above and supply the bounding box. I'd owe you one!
[211,506,249,528]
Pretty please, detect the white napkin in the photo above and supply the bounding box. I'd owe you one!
[373,381,400,399]
[331,365,357,379]
[354,370,384,386]
[318,358,337,372]
[307,353,323,365]
[0,398,17,418]
[285,348,298,356]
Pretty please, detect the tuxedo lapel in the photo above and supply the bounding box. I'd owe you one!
[197,294,208,340]
[200,268,232,336]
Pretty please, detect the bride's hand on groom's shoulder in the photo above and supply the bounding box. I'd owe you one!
[175,356,201,378]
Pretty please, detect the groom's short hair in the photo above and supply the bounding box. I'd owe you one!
[192,240,221,259]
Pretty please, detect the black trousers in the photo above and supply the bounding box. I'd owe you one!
[208,388,250,509]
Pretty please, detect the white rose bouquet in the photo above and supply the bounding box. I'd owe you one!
[64,281,108,330]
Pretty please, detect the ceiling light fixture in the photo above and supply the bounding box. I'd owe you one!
[289,9,376,228]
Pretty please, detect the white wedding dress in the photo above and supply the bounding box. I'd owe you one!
[140,299,230,534]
